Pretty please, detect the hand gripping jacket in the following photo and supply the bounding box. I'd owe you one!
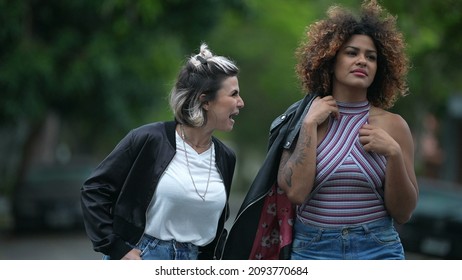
[221,93,318,259]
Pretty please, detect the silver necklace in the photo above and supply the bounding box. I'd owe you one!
[180,125,213,201]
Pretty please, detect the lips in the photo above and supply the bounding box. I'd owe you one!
[351,69,368,76]
[229,111,239,120]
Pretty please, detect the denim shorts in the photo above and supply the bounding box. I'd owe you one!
[291,217,404,260]
[104,234,199,260]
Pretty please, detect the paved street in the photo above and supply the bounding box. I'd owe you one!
[0,229,436,260]
[0,192,246,260]
[0,229,100,260]
[0,191,437,260]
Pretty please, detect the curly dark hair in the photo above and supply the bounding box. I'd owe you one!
[295,0,409,109]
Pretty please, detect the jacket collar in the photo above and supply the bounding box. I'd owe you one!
[165,120,177,148]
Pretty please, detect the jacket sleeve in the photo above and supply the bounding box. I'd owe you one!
[80,130,135,259]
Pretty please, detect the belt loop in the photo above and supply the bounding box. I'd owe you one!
[361,223,370,234]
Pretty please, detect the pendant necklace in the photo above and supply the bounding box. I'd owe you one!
[180,124,212,201]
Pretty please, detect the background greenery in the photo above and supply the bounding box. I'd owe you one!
[1,0,461,196]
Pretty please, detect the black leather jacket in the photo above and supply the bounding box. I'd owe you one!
[81,121,236,260]
[222,93,317,259]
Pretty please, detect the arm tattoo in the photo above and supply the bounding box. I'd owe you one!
[294,135,312,166]
[280,135,313,188]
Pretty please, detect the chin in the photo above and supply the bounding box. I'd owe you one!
[223,120,235,131]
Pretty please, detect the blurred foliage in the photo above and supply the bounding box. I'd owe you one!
[0,0,246,154]
[1,0,461,193]
[0,0,247,194]
[385,0,462,123]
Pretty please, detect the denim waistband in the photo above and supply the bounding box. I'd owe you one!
[295,217,394,234]
[140,233,197,249]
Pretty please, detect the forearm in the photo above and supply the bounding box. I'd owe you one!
[384,151,418,224]
[277,122,318,204]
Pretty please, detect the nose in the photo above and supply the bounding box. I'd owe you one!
[356,54,367,66]
[237,96,245,108]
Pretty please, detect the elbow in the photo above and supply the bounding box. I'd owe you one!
[286,191,307,205]
[394,217,410,225]
[392,212,413,225]
[391,199,418,225]
[277,178,306,205]
[280,187,306,205]
[277,171,313,205]
[277,184,305,205]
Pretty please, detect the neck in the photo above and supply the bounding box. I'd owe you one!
[332,87,368,103]
[180,124,212,149]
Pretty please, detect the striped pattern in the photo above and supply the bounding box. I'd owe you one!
[298,101,388,227]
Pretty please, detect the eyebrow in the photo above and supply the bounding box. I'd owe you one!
[344,46,377,53]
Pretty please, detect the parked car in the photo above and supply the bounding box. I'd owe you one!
[397,177,462,259]
[12,159,96,232]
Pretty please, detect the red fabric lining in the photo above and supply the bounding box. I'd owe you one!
[249,183,295,259]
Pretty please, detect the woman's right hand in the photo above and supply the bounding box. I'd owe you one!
[121,248,142,260]
[304,96,339,125]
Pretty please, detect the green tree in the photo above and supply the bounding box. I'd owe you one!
[387,0,462,119]
[0,0,246,194]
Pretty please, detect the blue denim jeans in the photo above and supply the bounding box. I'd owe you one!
[104,234,199,260]
[291,217,405,260]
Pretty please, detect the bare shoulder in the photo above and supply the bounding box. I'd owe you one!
[369,106,412,139]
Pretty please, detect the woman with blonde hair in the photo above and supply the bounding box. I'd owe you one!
[81,43,244,260]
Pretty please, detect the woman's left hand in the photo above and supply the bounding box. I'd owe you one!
[358,123,400,158]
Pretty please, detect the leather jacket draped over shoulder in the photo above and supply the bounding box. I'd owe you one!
[222,93,317,259]
[81,121,236,260]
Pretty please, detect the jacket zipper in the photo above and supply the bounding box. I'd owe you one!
[213,200,228,259]
[220,187,271,258]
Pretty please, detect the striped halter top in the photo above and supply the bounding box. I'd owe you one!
[297,100,388,227]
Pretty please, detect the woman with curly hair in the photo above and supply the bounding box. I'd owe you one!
[222,0,417,260]
[276,0,418,259]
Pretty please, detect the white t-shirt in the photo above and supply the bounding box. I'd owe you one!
[144,131,226,246]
